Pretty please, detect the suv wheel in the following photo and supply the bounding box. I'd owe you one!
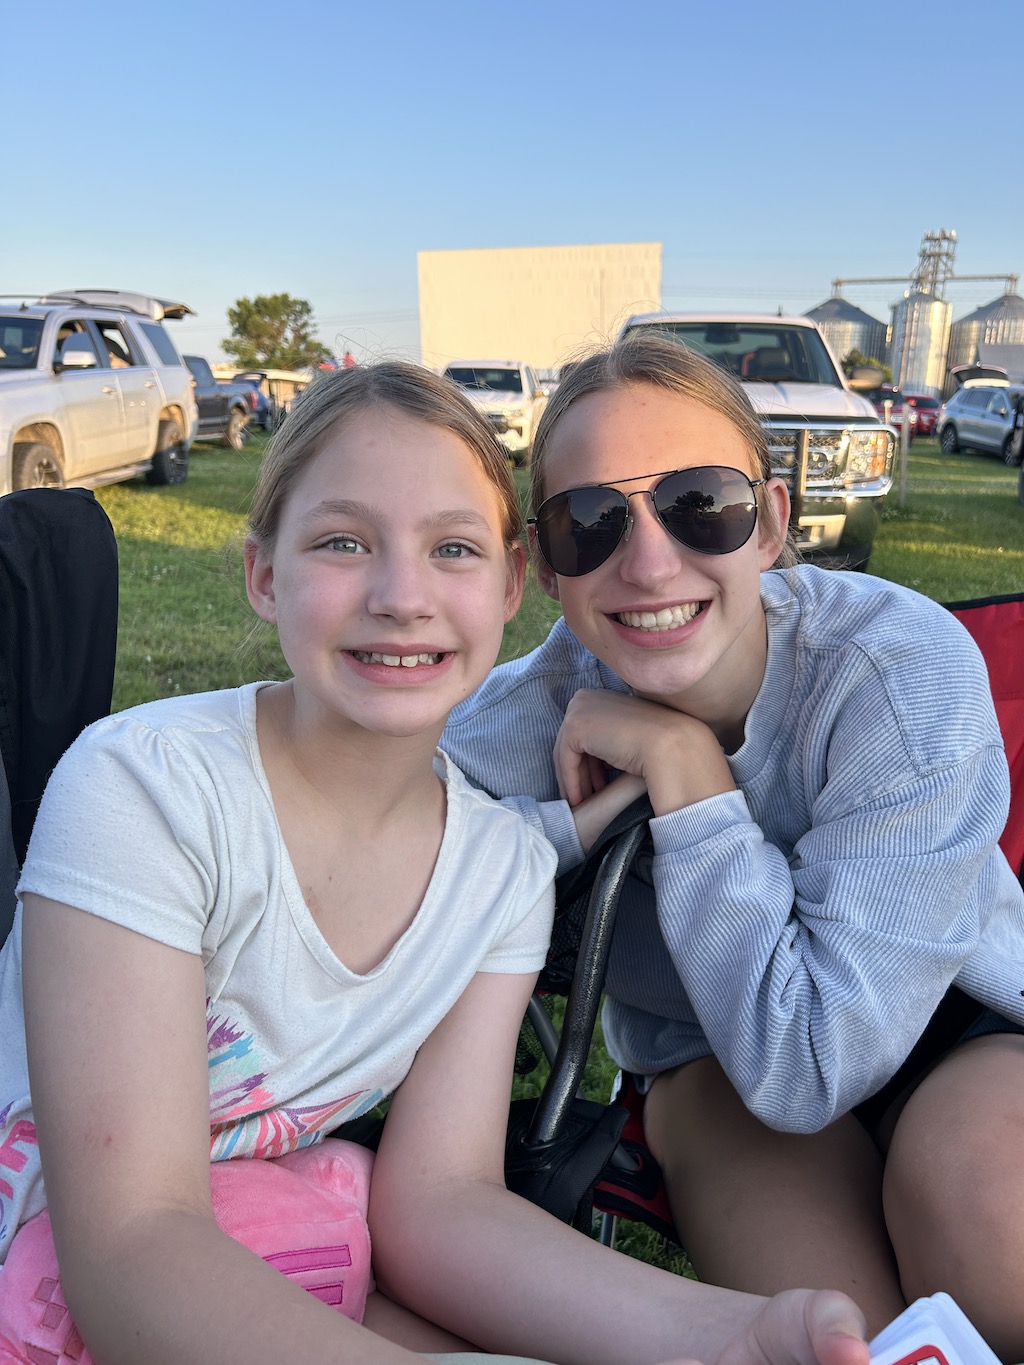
[939,424,959,454]
[147,419,190,486]
[13,441,65,489]
[223,409,247,450]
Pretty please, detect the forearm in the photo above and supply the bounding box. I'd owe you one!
[649,787,995,1130]
[61,1207,421,1365]
[371,1174,767,1365]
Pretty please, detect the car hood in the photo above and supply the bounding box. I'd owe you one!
[743,381,879,422]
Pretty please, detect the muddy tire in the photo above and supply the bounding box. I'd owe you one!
[13,441,65,489]
[222,408,247,450]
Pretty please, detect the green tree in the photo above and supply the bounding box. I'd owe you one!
[223,294,333,370]
[841,348,892,383]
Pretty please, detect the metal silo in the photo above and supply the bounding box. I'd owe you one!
[947,292,1024,373]
[805,297,886,367]
[888,291,951,396]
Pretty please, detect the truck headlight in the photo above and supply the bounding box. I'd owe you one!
[845,430,894,484]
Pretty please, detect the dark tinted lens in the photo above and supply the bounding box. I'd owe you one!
[536,485,629,576]
[653,467,758,555]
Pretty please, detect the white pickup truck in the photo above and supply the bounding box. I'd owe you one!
[0,289,199,494]
[442,359,548,464]
[616,312,895,570]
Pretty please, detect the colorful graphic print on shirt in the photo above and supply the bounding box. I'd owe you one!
[207,1007,383,1161]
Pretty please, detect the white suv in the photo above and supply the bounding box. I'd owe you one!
[442,360,547,464]
[0,289,199,494]
[616,313,895,570]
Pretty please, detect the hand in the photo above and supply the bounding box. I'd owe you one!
[554,690,736,819]
[709,1288,869,1365]
[570,772,648,855]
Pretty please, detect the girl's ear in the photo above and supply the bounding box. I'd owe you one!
[527,523,561,602]
[244,536,278,624]
[757,478,791,569]
[504,540,527,622]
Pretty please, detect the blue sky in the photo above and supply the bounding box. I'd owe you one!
[5,0,1018,364]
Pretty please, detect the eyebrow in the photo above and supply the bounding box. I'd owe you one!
[299,499,495,534]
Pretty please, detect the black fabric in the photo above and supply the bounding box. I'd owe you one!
[0,488,118,865]
[505,1096,628,1227]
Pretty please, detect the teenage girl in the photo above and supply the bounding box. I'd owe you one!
[0,361,870,1365]
[442,333,1024,1360]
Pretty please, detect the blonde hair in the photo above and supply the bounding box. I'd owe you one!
[532,333,799,567]
[248,361,523,552]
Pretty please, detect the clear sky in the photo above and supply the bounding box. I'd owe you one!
[6,0,1019,365]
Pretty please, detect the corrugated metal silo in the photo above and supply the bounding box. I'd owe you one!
[805,297,886,366]
[947,293,1024,373]
[888,292,951,396]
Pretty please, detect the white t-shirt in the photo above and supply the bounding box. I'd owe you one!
[0,684,556,1262]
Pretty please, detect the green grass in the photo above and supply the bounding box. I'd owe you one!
[94,429,1020,1273]
[869,438,1023,600]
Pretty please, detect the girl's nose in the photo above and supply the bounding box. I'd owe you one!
[365,555,435,621]
[615,492,684,588]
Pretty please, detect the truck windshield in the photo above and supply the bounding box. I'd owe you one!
[445,367,523,394]
[0,317,44,369]
[623,322,841,388]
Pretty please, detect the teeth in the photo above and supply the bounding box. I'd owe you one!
[353,651,443,667]
[617,604,699,631]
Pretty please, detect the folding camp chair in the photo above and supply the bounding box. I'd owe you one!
[507,591,1024,1250]
[0,487,119,947]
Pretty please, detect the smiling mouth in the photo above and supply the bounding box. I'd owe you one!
[351,651,445,668]
[615,603,703,631]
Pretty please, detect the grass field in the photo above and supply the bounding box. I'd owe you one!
[93,431,1021,1271]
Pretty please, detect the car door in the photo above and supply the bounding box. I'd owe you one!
[979,390,1013,455]
[957,389,990,449]
[91,318,160,462]
[51,319,128,480]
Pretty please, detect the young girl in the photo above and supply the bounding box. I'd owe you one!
[0,361,870,1365]
[442,334,1024,1359]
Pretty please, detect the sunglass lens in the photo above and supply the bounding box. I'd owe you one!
[537,486,628,576]
[654,467,758,555]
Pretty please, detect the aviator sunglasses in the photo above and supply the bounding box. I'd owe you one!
[529,465,767,578]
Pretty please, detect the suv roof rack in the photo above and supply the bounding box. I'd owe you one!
[36,289,195,321]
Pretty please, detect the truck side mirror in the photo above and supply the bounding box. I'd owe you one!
[848,365,885,393]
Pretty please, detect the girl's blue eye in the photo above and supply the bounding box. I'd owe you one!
[435,542,474,559]
[324,536,364,554]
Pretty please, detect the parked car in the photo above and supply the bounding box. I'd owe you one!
[615,312,895,570]
[905,393,940,438]
[867,385,917,440]
[442,360,547,463]
[0,289,197,492]
[937,384,1022,465]
[230,372,275,430]
[183,355,252,449]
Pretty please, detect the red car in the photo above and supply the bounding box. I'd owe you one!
[869,386,917,440]
[903,393,941,438]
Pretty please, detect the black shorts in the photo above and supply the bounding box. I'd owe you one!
[854,986,1023,1146]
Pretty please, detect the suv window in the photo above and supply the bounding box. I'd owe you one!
[94,321,139,369]
[0,317,44,369]
[962,389,989,409]
[54,321,103,367]
[908,396,939,410]
[989,393,1011,416]
[139,321,184,367]
[445,366,523,393]
[622,321,839,387]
